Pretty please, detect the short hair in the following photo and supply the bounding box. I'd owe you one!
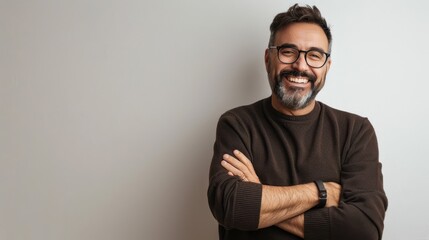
[268,4,332,52]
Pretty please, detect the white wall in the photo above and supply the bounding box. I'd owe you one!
[1,0,428,239]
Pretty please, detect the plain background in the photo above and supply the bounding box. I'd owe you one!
[1,0,428,239]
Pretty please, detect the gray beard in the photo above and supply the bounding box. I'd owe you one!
[274,78,317,110]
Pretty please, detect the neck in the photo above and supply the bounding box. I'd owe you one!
[271,95,316,116]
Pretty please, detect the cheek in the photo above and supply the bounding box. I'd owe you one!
[315,68,327,82]
[314,70,328,89]
[267,55,283,72]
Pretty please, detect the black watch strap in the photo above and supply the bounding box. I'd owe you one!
[314,180,327,208]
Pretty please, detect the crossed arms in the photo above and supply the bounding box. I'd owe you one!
[221,150,341,238]
[207,111,388,240]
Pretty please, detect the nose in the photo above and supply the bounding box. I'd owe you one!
[291,52,308,71]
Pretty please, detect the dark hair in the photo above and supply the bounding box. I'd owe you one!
[269,4,332,51]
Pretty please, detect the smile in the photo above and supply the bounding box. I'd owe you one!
[287,76,309,84]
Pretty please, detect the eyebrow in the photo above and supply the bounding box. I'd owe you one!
[277,43,328,53]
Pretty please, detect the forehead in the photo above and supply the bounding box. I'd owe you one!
[274,23,329,52]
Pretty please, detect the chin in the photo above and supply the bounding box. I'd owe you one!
[277,87,315,110]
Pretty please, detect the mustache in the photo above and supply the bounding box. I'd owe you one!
[279,70,317,83]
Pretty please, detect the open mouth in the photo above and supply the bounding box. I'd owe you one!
[286,76,309,84]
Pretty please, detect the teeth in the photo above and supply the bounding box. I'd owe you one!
[288,77,308,84]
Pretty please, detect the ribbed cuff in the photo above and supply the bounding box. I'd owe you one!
[233,182,262,230]
[304,208,330,240]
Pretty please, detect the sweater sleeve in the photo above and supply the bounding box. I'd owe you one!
[207,112,262,230]
[304,118,388,240]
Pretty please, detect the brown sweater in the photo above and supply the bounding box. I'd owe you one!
[208,97,388,240]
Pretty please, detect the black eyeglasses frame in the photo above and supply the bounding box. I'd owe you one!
[268,45,331,69]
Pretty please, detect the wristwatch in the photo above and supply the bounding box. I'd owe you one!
[314,180,327,208]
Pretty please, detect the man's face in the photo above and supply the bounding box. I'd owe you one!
[265,23,331,111]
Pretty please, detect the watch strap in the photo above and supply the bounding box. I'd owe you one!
[314,180,327,208]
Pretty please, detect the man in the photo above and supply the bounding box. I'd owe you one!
[207,4,388,240]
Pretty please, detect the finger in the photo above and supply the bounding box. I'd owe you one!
[221,160,245,179]
[223,154,257,183]
[231,150,261,184]
[223,154,249,173]
[233,150,257,176]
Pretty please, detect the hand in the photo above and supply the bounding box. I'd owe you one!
[221,150,261,184]
[324,182,342,207]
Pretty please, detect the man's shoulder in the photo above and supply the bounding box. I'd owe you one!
[221,98,267,119]
[319,102,372,127]
[216,98,269,129]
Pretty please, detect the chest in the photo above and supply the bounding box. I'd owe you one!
[249,122,343,185]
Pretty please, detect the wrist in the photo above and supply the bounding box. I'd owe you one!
[313,180,327,208]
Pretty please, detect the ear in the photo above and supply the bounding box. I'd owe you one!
[264,48,270,72]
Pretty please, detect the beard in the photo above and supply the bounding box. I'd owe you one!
[273,70,323,110]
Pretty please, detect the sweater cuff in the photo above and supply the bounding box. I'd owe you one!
[233,182,262,230]
[304,208,330,239]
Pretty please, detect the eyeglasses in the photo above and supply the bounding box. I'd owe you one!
[268,45,330,68]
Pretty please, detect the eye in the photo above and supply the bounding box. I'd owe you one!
[307,51,324,60]
[279,48,297,57]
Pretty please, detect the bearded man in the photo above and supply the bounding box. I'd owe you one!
[207,4,388,240]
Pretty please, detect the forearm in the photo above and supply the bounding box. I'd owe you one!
[221,150,341,230]
[276,214,304,238]
[264,181,341,236]
[258,183,318,228]
[208,173,262,230]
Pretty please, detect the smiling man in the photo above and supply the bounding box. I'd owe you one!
[208,4,388,240]
[267,22,330,116]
